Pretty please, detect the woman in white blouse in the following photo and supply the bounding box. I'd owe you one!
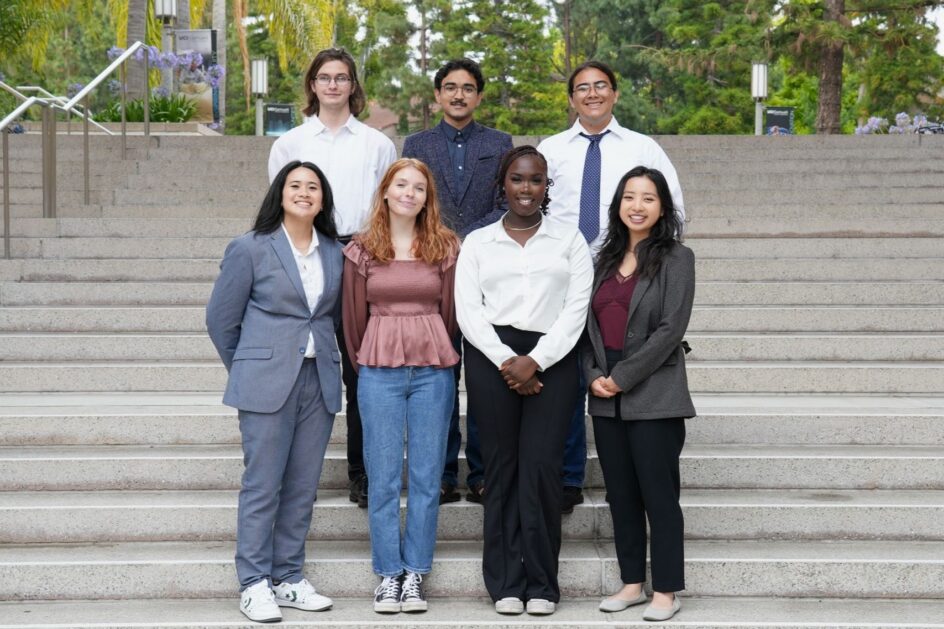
[455,145,593,617]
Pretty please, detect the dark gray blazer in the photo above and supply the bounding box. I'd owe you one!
[581,243,697,420]
[206,228,344,415]
[402,121,513,236]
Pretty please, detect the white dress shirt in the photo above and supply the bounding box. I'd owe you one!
[537,117,685,249]
[268,115,398,236]
[455,216,593,371]
[282,223,323,357]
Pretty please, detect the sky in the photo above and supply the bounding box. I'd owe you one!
[933,7,944,54]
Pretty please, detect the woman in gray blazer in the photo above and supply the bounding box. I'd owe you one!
[206,161,344,623]
[580,166,695,622]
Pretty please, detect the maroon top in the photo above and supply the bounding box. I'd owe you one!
[591,272,638,351]
[342,240,459,372]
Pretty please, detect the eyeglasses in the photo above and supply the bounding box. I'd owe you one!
[315,74,352,86]
[441,83,478,97]
[573,81,612,95]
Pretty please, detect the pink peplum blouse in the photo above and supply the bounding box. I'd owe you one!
[342,240,459,372]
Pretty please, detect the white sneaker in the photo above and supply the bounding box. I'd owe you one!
[273,578,333,611]
[526,598,556,615]
[495,597,525,614]
[240,580,282,623]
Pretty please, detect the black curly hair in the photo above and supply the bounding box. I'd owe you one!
[495,145,554,214]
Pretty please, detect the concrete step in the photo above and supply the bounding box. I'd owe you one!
[1,393,941,447]
[2,305,941,334]
[2,360,942,393]
[0,282,210,306]
[1,488,940,544]
[2,597,944,629]
[688,306,944,332]
[695,259,944,281]
[0,306,208,332]
[0,259,219,282]
[1,332,940,362]
[2,539,942,600]
[4,280,942,307]
[2,443,941,491]
[35,237,231,259]
[686,237,944,258]
[685,217,944,237]
[691,205,944,219]
[15,257,940,284]
[8,218,248,238]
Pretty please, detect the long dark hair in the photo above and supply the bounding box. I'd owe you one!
[594,166,681,280]
[253,161,338,238]
[496,145,553,214]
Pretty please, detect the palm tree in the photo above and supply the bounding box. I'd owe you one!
[233,0,335,112]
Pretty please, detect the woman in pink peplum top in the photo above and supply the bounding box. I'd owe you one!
[342,158,460,615]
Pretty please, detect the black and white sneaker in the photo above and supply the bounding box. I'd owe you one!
[399,571,428,613]
[373,575,401,613]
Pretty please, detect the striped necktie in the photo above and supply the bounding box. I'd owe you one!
[578,130,610,243]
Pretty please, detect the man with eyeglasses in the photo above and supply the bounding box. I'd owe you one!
[268,48,397,512]
[402,58,513,507]
[536,60,685,516]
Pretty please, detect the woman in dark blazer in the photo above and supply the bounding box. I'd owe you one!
[206,161,343,623]
[581,165,695,622]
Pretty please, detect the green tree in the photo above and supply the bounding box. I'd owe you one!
[440,0,568,134]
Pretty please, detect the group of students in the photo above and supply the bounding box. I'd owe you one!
[206,50,695,624]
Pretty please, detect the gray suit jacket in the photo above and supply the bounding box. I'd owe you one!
[402,121,513,236]
[581,243,697,420]
[206,228,344,414]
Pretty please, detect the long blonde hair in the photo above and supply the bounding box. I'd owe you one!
[357,158,458,264]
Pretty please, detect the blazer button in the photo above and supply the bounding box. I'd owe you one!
[299,347,305,354]
[626,332,634,338]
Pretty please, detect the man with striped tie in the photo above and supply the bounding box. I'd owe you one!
[536,60,686,515]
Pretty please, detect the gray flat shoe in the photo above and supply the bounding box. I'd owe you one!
[642,595,681,621]
[598,589,648,612]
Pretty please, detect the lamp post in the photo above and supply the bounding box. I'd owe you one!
[751,62,768,136]
[155,0,178,94]
[251,58,268,137]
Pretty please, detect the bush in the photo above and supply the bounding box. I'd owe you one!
[94,93,197,123]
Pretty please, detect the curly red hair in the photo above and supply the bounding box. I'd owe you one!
[357,158,458,264]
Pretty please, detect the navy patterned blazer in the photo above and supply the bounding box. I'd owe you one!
[402,120,513,237]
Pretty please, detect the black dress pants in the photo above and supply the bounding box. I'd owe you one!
[465,326,578,603]
[593,387,686,592]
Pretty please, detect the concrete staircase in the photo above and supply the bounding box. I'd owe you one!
[1,133,943,627]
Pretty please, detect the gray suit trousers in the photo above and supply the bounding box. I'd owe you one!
[235,359,334,589]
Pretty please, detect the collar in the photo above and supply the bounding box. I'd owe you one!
[440,119,476,142]
[307,113,362,136]
[564,116,624,142]
[281,223,319,256]
[482,213,567,243]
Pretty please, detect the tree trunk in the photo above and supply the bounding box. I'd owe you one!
[126,0,148,99]
[815,0,844,134]
[212,0,226,123]
[178,0,191,31]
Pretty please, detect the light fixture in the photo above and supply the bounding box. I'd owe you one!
[251,59,269,96]
[154,0,178,22]
[751,62,768,135]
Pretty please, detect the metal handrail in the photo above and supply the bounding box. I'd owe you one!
[63,40,150,202]
[0,80,29,102]
[15,86,114,135]
[1,97,42,259]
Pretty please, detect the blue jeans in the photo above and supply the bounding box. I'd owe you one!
[359,365,454,577]
[562,363,588,488]
[442,334,484,488]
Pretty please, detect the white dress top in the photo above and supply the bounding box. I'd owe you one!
[537,116,685,249]
[455,216,593,371]
[268,115,398,236]
[282,223,323,357]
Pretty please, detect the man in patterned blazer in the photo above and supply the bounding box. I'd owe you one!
[402,58,513,505]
